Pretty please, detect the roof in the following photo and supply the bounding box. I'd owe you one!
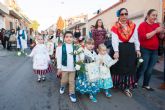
[88,0,125,22]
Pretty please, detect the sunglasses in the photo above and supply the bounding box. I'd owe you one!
[120,13,128,16]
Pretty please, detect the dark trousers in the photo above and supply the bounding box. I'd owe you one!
[137,47,158,86]
[1,37,5,48]
[2,37,9,49]
[164,50,165,82]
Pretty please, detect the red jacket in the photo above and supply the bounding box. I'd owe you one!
[138,22,160,50]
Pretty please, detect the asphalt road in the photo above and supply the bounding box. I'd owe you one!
[0,50,164,110]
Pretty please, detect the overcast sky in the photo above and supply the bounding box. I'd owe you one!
[16,0,119,31]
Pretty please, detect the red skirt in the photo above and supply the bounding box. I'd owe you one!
[33,69,48,75]
[46,64,53,73]
[33,64,53,75]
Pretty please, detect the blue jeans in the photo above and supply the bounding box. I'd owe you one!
[137,47,158,86]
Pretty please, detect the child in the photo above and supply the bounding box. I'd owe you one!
[56,31,77,102]
[45,36,54,57]
[55,29,63,47]
[44,36,54,73]
[78,36,85,48]
[76,38,100,103]
[97,44,118,97]
[29,35,50,82]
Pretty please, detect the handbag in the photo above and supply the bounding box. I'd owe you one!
[85,62,100,82]
[9,34,16,42]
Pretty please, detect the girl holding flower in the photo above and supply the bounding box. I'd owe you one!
[76,38,100,103]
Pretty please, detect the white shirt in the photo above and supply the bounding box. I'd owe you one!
[111,29,140,52]
[56,43,75,71]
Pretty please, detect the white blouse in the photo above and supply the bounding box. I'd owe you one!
[29,44,50,70]
[111,29,140,52]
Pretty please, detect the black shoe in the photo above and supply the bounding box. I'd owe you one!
[37,78,41,82]
[134,83,138,88]
[42,77,46,81]
[142,86,154,91]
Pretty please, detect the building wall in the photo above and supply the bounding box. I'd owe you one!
[0,1,9,29]
[5,14,18,30]
[79,24,87,36]
[87,0,163,35]
[0,15,5,29]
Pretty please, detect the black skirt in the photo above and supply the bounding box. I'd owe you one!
[111,42,137,75]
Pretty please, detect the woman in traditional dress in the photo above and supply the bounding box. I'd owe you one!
[110,8,141,97]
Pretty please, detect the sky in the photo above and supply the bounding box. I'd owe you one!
[16,0,119,31]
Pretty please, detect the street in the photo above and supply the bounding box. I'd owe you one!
[0,49,165,110]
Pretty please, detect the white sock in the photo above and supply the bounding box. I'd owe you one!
[38,75,41,79]
[42,75,45,78]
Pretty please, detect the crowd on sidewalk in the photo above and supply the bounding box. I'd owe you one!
[1,8,165,103]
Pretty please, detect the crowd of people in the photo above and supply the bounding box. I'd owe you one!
[1,8,165,103]
[0,28,17,50]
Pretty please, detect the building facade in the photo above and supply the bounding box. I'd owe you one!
[0,0,9,29]
[86,0,163,36]
[0,0,32,31]
[65,13,88,34]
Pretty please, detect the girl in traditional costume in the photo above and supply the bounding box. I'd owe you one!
[97,44,118,97]
[76,38,100,103]
[28,35,50,82]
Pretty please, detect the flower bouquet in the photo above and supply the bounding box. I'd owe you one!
[75,60,86,74]
[137,57,144,68]
[70,44,84,56]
